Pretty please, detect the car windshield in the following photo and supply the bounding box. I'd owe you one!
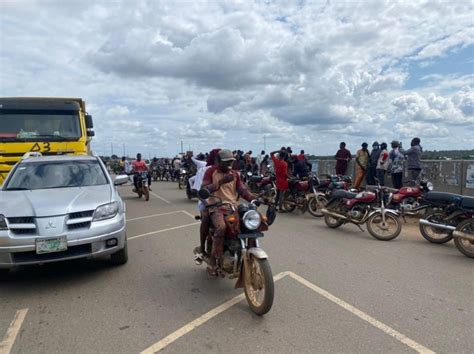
[5,160,108,190]
[0,110,81,141]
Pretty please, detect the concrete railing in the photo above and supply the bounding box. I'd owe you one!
[309,159,474,197]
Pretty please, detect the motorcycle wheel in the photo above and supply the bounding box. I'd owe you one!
[419,211,453,244]
[243,256,274,316]
[366,212,401,241]
[324,213,344,228]
[308,195,327,218]
[282,192,296,212]
[453,219,474,258]
[144,187,150,201]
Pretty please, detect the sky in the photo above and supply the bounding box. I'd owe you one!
[0,0,473,157]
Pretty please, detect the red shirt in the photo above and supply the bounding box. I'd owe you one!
[132,160,147,173]
[271,155,289,190]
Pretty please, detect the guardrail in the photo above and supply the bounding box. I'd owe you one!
[309,159,474,196]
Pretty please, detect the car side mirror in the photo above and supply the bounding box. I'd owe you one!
[114,175,129,186]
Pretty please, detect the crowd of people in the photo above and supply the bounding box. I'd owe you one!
[335,137,423,189]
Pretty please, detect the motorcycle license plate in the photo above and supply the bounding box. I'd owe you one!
[238,232,264,239]
[35,236,68,254]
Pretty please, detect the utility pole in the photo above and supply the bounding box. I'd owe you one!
[111,143,113,157]
[181,141,184,154]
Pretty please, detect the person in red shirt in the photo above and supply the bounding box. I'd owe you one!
[132,153,151,191]
[271,150,289,212]
[335,142,352,175]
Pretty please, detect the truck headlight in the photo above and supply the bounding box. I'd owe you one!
[93,202,119,221]
[243,210,261,230]
[0,215,8,230]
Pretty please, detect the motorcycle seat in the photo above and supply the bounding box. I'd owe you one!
[424,191,461,204]
[460,196,474,210]
[331,190,358,199]
[249,175,264,183]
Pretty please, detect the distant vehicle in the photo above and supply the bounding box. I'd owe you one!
[0,97,95,185]
[0,154,128,274]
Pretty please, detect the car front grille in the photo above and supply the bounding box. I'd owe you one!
[66,210,94,230]
[7,217,37,235]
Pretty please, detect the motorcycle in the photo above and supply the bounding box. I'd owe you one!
[306,174,353,217]
[133,172,150,201]
[418,192,474,250]
[388,179,434,215]
[246,172,276,202]
[321,183,401,241]
[193,189,276,315]
[178,168,188,189]
[151,166,159,181]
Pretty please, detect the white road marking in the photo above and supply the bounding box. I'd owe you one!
[128,222,200,241]
[140,271,434,354]
[180,210,197,219]
[150,192,171,204]
[140,272,288,354]
[0,309,28,354]
[286,272,435,354]
[127,211,187,222]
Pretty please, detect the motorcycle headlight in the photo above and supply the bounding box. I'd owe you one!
[0,215,8,230]
[427,182,434,191]
[243,210,261,230]
[93,202,119,221]
[181,169,187,174]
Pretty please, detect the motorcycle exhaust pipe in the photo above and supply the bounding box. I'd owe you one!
[321,208,347,221]
[419,219,456,231]
[453,230,474,242]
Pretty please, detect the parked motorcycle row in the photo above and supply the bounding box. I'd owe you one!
[240,171,474,259]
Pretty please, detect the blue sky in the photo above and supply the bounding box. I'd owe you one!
[1,0,473,157]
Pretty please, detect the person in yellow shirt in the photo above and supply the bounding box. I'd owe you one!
[354,142,370,189]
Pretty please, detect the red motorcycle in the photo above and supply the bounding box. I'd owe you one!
[321,183,401,241]
[246,173,276,201]
[388,179,434,215]
[306,175,353,217]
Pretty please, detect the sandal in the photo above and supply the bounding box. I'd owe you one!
[206,265,218,277]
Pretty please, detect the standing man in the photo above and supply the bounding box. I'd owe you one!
[401,137,423,183]
[335,142,352,176]
[389,140,404,189]
[271,149,289,212]
[354,143,370,189]
[375,143,389,186]
[366,142,380,185]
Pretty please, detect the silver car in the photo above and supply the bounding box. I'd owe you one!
[0,155,129,273]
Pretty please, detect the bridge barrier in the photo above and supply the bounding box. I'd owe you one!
[309,160,474,197]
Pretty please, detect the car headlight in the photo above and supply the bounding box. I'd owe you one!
[93,202,119,221]
[427,182,434,191]
[0,215,8,230]
[243,210,261,230]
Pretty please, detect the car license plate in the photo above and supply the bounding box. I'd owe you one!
[35,236,68,254]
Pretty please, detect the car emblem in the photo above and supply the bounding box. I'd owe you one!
[45,221,56,229]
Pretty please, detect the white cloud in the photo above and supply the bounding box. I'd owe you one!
[1,0,473,156]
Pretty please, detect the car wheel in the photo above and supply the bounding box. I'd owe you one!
[110,240,128,265]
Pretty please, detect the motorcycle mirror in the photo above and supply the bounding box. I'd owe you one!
[266,205,277,226]
[198,188,211,200]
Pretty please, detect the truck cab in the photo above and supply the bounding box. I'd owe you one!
[0,97,94,184]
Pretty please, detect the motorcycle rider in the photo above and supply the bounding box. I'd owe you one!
[132,153,152,191]
[201,149,257,276]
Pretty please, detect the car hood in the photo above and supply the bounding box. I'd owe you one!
[1,185,112,217]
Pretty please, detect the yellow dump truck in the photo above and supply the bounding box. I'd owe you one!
[0,97,94,184]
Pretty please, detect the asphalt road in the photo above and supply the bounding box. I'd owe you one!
[1,181,472,354]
